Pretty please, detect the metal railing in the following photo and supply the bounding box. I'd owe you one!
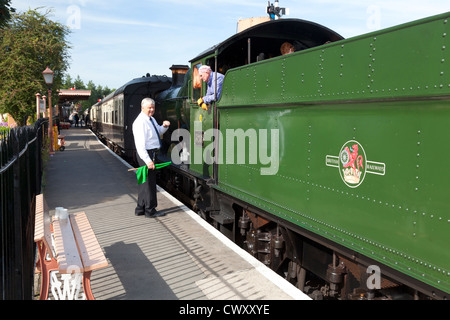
[0,118,48,300]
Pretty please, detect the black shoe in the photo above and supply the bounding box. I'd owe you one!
[135,206,145,216]
[145,210,166,218]
[144,209,155,218]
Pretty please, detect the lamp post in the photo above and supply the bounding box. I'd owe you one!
[42,66,54,154]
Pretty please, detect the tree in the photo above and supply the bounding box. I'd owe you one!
[83,81,114,111]
[0,9,71,126]
[0,0,15,28]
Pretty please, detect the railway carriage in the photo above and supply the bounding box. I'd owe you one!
[92,12,450,299]
[91,74,171,160]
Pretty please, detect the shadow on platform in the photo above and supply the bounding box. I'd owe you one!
[103,241,178,300]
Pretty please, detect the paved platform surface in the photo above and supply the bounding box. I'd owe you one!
[43,126,309,300]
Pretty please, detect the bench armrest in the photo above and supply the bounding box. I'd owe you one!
[34,194,54,258]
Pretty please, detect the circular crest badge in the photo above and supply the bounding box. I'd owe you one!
[338,140,367,188]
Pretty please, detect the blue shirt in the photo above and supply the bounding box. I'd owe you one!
[203,71,224,104]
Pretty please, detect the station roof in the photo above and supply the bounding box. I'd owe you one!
[58,89,91,103]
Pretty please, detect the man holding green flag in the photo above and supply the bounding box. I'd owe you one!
[132,98,170,218]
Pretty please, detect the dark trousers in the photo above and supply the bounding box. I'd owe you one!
[135,150,158,215]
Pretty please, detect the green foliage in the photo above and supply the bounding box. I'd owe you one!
[0,8,71,126]
[0,126,9,135]
[0,0,15,29]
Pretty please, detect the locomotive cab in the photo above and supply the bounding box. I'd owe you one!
[183,18,344,182]
[189,18,344,94]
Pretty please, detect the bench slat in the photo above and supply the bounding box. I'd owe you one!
[34,194,54,258]
[34,194,44,241]
[70,212,108,272]
[52,217,84,274]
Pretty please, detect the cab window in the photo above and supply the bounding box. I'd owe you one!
[191,63,202,103]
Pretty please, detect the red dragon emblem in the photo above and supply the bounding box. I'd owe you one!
[342,144,364,172]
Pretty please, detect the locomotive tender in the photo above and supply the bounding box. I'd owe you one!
[91,13,450,299]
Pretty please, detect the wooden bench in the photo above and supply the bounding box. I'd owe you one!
[34,194,108,300]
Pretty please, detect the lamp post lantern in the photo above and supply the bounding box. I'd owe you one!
[43,66,55,154]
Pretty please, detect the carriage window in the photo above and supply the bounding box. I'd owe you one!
[119,98,124,126]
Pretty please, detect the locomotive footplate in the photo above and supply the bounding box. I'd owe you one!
[209,194,236,225]
[210,211,234,225]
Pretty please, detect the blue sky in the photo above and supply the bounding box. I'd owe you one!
[10,0,450,89]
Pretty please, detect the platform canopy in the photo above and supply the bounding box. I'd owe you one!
[58,89,91,103]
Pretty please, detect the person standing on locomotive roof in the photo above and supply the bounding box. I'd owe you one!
[132,97,170,218]
[197,65,224,111]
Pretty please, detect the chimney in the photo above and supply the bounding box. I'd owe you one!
[169,65,189,87]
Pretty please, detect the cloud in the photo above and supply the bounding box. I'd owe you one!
[81,14,178,29]
[160,0,263,8]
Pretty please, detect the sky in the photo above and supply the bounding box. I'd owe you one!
[10,0,450,90]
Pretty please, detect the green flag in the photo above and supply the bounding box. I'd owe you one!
[136,166,148,184]
[135,161,171,184]
[155,161,172,169]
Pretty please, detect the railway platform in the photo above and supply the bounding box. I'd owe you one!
[40,126,309,302]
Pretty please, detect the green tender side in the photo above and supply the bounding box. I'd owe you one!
[215,12,450,293]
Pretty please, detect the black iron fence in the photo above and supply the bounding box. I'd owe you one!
[0,118,48,300]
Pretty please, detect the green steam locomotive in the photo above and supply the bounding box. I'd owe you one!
[93,12,450,299]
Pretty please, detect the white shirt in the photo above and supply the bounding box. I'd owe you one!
[132,112,168,164]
